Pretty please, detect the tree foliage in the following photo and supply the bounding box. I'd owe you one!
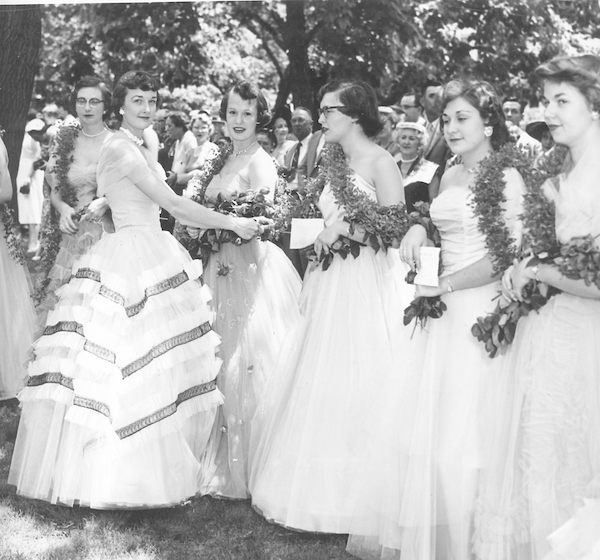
[31,0,600,120]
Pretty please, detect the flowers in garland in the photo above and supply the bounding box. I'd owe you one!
[289,143,409,271]
[33,121,82,304]
[0,204,26,265]
[403,142,536,330]
[471,144,600,358]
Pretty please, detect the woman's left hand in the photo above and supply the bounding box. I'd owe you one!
[510,257,536,301]
[314,221,347,260]
[83,197,109,223]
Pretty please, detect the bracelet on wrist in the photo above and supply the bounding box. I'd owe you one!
[445,275,454,293]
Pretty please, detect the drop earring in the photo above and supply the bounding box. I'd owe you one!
[484,126,493,137]
[592,111,599,120]
[119,108,124,116]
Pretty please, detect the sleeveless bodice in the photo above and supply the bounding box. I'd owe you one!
[97,136,165,231]
[545,172,600,246]
[318,173,377,227]
[430,186,487,275]
[69,161,98,209]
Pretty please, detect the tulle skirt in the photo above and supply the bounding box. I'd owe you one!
[348,280,509,560]
[249,247,421,534]
[8,226,224,509]
[36,218,105,327]
[0,222,36,400]
[199,238,302,499]
[473,294,600,560]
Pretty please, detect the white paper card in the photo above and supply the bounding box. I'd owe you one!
[414,247,441,287]
[290,218,325,249]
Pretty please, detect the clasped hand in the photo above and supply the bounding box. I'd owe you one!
[400,225,428,271]
[501,257,536,302]
[314,221,348,260]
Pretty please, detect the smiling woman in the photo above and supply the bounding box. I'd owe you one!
[176,81,303,500]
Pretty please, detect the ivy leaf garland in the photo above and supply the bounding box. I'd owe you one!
[470,144,591,359]
[403,143,536,331]
[291,143,410,271]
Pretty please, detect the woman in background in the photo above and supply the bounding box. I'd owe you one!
[36,76,113,321]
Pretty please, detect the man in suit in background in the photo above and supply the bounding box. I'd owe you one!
[421,79,451,169]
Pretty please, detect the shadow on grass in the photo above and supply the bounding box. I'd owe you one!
[0,402,354,560]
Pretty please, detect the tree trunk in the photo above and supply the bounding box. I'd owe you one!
[284,1,316,116]
[0,5,42,213]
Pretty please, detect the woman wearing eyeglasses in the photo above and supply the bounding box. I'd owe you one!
[249,80,421,534]
[35,76,113,320]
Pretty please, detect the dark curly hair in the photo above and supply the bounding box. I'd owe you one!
[219,81,271,128]
[535,54,600,113]
[318,79,383,137]
[440,78,509,151]
[70,76,112,119]
[112,71,161,120]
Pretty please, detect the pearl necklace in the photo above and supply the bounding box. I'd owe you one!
[232,141,256,157]
[120,127,144,147]
[398,154,419,164]
[82,126,109,138]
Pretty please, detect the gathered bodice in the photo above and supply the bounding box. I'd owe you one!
[69,161,98,209]
[205,149,275,201]
[97,136,166,231]
[431,186,487,275]
[545,168,600,247]
[318,173,377,227]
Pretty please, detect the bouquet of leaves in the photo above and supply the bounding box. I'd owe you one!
[183,188,279,268]
[402,201,445,331]
[470,145,600,358]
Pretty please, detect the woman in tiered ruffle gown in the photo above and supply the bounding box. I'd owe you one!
[179,81,302,499]
[473,54,600,560]
[36,76,113,321]
[0,136,36,401]
[249,79,421,534]
[8,70,260,509]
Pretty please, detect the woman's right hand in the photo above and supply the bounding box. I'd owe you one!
[400,224,428,271]
[231,217,260,240]
[59,206,78,235]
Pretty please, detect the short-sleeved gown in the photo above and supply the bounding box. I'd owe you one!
[9,135,223,509]
[196,149,302,499]
[37,159,109,325]
[473,150,600,560]
[250,173,421,534]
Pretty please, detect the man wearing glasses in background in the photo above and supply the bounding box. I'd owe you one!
[399,91,427,127]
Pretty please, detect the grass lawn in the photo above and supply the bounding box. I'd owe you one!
[0,401,354,560]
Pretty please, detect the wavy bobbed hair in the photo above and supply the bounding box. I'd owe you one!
[112,71,161,120]
[440,78,509,151]
[535,54,600,113]
[319,79,383,138]
[219,81,271,128]
[70,76,112,119]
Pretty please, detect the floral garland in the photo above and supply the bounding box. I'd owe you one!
[403,142,536,330]
[290,143,409,271]
[33,122,83,304]
[470,145,589,358]
[0,124,26,264]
